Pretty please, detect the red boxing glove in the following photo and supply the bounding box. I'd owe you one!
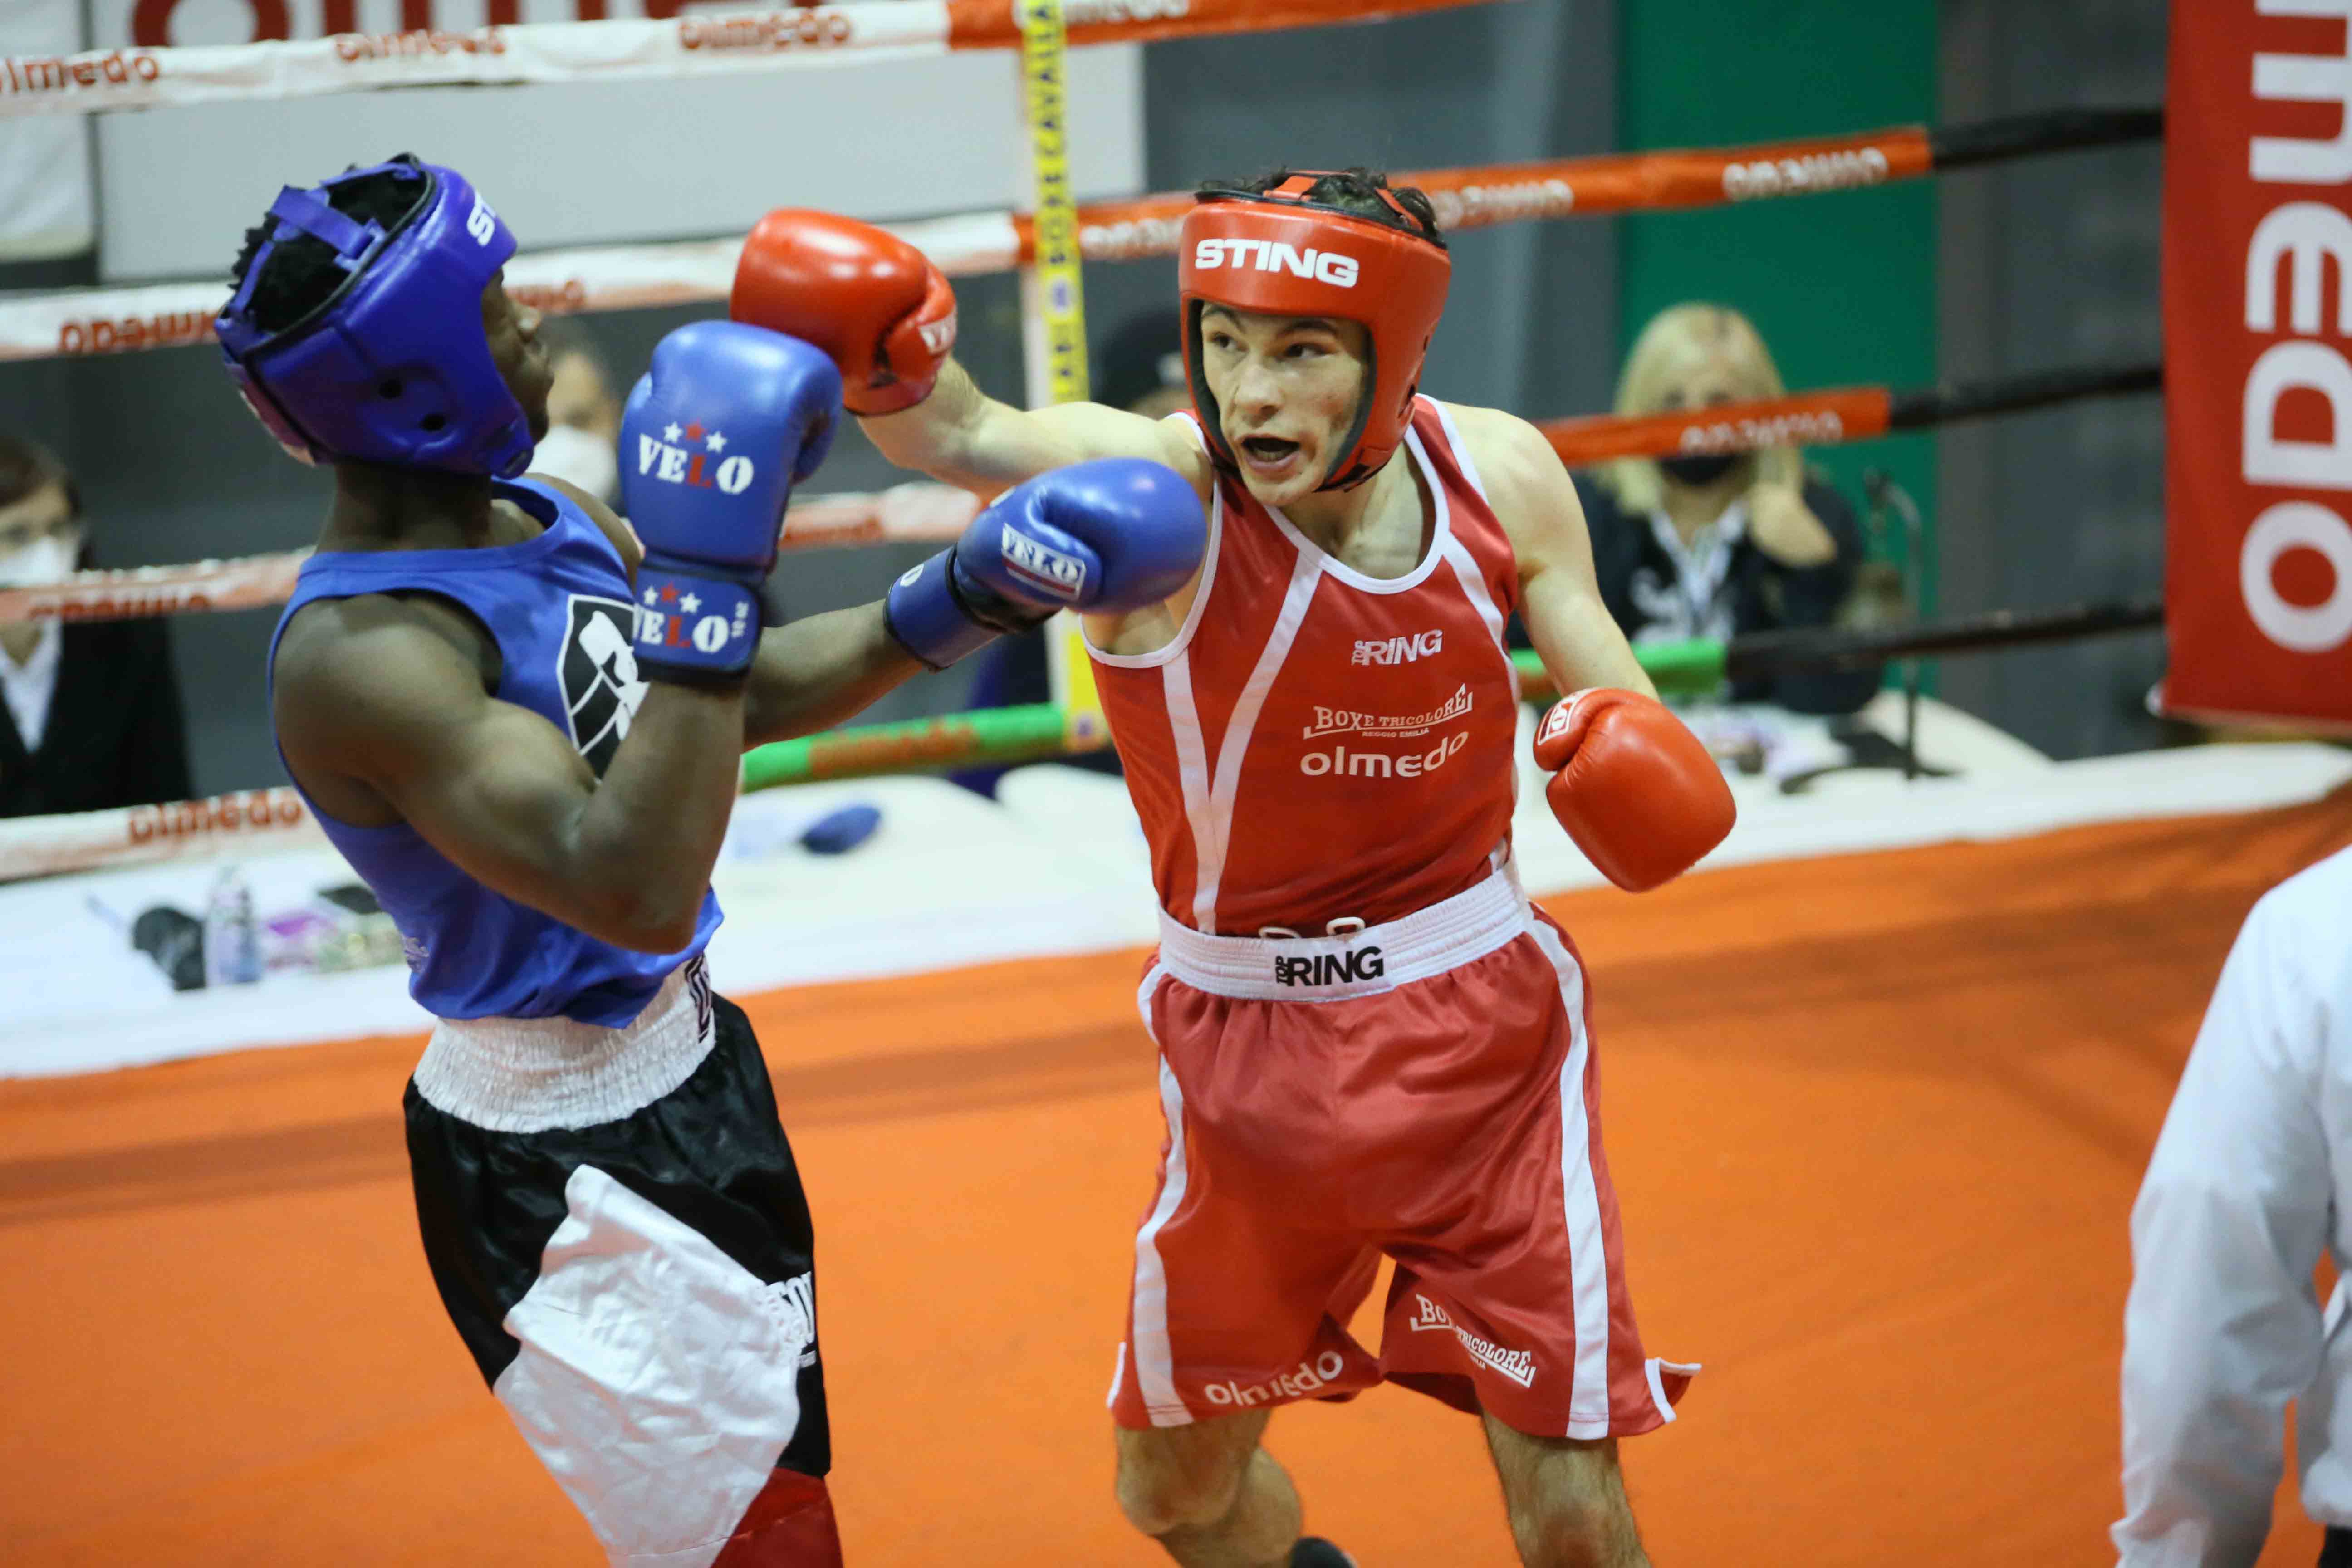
[731,209,957,416]
[1534,688,1735,892]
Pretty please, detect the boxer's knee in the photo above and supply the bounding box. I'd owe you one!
[1112,1412,1268,1537]
[1482,1419,1647,1568]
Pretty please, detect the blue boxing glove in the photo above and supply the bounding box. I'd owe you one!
[621,320,841,685]
[885,457,1205,669]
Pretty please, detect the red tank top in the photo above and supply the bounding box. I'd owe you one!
[1091,398,1523,935]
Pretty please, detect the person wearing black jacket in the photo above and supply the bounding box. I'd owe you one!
[0,433,191,818]
[1579,303,1876,714]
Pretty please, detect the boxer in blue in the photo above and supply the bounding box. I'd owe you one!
[222,155,1204,1566]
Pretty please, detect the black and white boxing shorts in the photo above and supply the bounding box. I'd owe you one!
[403,955,828,1566]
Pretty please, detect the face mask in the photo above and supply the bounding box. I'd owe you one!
[530,425,620,505]
[1657,451,1740,488]
[0,531,75,587]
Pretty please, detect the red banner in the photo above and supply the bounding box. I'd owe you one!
[2162,0,2352,728]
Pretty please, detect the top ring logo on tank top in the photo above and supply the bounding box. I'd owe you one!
[560,595,649,777]
[1351,628,1443,666]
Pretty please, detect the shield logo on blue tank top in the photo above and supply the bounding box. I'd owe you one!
[561,595,648,776]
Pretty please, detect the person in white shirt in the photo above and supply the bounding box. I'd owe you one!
[2116,843,2352,1567]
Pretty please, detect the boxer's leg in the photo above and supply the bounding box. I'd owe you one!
[1366,918,1686,1568]
[1109,978,1377,1568]
[407,987,833,1567]
[1481,1421,1646,1568]
[713,1466,842,1568]
[1115,1409,1297,1568]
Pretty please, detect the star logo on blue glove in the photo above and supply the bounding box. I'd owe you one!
[636,417,755,496]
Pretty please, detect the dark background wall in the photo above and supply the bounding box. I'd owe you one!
[0,0,2188,795]
[1936,0,2170,756]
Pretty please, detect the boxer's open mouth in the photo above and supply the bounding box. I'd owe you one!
[1238,436,1305,480]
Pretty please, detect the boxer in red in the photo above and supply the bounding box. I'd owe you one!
[733,170,1734,1568]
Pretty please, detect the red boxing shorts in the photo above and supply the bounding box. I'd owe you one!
[1107,864,1694,1441]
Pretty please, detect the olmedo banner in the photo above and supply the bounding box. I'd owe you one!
[2162,0,2352,728]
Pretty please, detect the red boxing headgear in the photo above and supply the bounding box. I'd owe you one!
[1179,173,1450,492]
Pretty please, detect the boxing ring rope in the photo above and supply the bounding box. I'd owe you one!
[0,0,1497,120]
[0,359,2165,628]
[0,483,990,627]
[1535,359,2162,470]
[0,106,2161,365]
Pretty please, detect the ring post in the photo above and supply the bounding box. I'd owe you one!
[1013,0,1106,731]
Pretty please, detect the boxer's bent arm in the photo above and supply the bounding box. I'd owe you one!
[1464,404,1657,700]
[275,596,739,952]
[862,359,1206,497]
[743,600,925,749]
[528,475,903,753]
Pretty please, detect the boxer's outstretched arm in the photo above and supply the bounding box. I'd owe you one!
[274,593,739,953]
[863,359,1209,499]
[729,209,1207,499]
[742,600,923,748]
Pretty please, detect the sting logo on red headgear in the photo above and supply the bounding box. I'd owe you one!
[1179,172,1450,492]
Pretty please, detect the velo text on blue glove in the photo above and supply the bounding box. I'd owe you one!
[883,457,1205,670]
[618,320,841,685]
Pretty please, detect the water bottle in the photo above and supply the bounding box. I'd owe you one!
[203,867,263,988]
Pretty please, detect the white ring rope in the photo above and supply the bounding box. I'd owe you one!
[0,0,1494,121]
[1,213,1019,364]
[0,483,983,627]
[0,787,320,881]
[0,122,1945,366]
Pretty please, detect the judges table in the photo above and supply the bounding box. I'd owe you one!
[2,695,2345,1082]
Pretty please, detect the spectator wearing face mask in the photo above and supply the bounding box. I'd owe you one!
[527,326,622,507]
[1575,303,1872,714]
[0,433,191,818]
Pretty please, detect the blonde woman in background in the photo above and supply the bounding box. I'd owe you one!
[1578,302,1872,713]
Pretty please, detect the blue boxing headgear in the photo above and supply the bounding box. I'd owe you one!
[217,156,534,479]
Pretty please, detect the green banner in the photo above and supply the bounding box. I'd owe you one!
[741,704,1108,791]
[1616,0,1940,617]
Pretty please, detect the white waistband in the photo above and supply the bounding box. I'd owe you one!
[411,956,717,1133]
[1155,863,1531,1002]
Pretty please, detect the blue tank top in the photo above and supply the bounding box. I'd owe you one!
[268,478,721,1027]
